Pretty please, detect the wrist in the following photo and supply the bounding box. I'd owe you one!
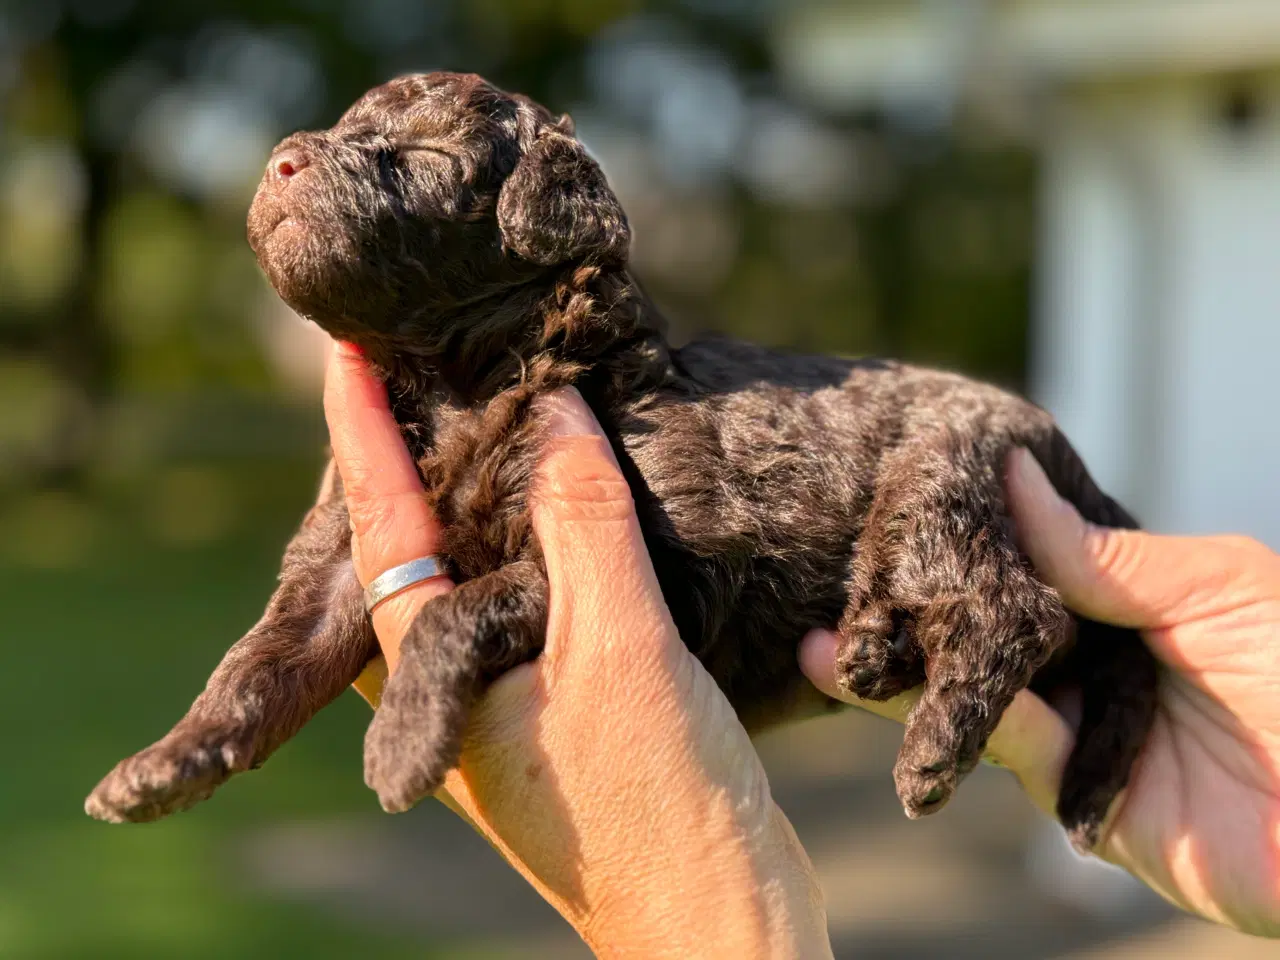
[577,802,831,959]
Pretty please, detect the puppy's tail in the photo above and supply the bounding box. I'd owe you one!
[1030,430,1160,854]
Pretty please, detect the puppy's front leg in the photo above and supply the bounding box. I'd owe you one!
[364,560,548,813]
[86,461,377,823]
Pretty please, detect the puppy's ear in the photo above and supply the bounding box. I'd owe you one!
[497,118,630,268]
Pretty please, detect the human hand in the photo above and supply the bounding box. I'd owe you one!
[801,448,1280,937]
[323,342,832,959]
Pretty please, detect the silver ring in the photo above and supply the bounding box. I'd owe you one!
[364,556,448,613]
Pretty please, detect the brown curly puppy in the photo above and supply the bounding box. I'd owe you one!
[86,72,1157,852]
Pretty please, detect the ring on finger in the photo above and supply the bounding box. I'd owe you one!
[364,556,449,613]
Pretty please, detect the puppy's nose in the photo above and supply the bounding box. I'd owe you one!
[272,149,310,181]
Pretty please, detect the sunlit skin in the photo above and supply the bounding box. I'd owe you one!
[803,448,1280,938]
[325,342,832,959]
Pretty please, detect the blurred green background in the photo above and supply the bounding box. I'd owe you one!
[2,1,1268,959]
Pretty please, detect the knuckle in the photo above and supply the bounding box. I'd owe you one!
[536,436,634,522]
[346,490,435,569]
[1084,524,1140,583]
[347,489,399,541]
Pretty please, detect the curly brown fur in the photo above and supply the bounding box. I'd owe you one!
[87,72,1157,852]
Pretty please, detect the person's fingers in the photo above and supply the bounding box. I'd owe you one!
[323,341,452,664]
[1005,448,1259,630]
[324,340,440,575]
[798,629,1072,818]
[797,629,921,721]
[978,688,1074,818]
[530,388,677,669]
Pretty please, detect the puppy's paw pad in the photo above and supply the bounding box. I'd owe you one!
[894,757,959,819]
[835,616,921,702]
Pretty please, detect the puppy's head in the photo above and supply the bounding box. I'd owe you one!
[247,72,629,346]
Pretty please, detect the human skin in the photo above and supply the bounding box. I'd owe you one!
[325,342,833,959]
[803,448,1280,938]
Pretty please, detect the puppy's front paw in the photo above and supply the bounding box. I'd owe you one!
[85,725,254,823]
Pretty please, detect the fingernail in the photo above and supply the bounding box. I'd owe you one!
[544,387,600,438]
[336,340,365,359]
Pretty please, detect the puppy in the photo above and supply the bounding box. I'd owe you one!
[87,72,1157,852]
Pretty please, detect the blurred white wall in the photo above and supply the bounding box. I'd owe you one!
[779,0,1280,545]
[1036,75,1280,544]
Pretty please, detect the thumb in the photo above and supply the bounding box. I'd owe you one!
[1005,448,1249,629]
[530,388,677,666]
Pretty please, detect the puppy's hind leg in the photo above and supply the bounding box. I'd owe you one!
[86,463,378,823]
[1034,434,1160,853]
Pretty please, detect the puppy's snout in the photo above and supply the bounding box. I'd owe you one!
[271,148,310,182]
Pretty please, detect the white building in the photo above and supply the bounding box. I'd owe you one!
[778,0,1280,545]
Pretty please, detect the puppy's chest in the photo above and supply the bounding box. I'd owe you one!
[410,404,542,582]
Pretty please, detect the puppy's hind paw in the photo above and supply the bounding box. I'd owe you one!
[835,609,924,703]
[1057,780,1112,856]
